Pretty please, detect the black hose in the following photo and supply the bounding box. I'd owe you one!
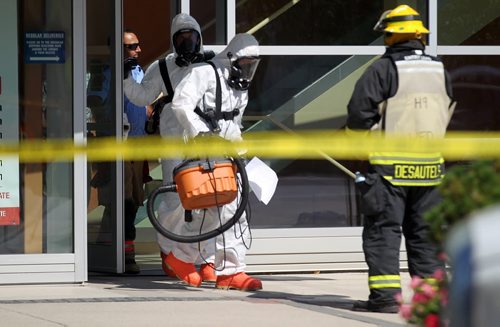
[146,157,249,243]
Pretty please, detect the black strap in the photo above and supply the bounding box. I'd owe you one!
[158,58,174,103]
[144,58,173,134]
[193,106,239,123]
[383,14,421,23]
[221,109,240,120]
[206,61,222,119]
[184,210,193,222]
[193,61,240,132]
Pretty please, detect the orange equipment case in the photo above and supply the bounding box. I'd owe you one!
[173,159,238,210]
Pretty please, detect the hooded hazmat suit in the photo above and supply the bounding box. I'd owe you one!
[169,33,259,275]
[123,13,215,265]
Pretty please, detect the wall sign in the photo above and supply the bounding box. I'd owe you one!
[0,157,20,225]
[24,31,65,64]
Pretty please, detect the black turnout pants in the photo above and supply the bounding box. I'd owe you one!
[362,177,444,305]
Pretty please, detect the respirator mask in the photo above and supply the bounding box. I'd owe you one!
[227,52,260,91]
[173,29,203,67]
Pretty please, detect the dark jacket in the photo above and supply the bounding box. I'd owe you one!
[346,40,453,130]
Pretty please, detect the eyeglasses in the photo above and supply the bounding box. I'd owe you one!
[124,43,140,50]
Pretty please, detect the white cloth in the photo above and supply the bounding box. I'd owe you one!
[171,33,259,275]
[245,157,278,205]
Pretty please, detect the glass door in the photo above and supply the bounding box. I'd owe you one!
[86,0,124,273]
[0,0,85,284]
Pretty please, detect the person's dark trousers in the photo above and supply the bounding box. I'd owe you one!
[124,199,138,242]
[124,199,140,274]
[362,179,444,305]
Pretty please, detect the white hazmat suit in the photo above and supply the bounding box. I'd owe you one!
[123,13,215,266]
[170,33,259,276]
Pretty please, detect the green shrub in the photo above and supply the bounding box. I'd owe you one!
[425,160,500,244]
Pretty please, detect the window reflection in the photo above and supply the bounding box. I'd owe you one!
[236,0,427,46]
[243,54,372,228]
[443,56,500,131]
[249,159,360,228]
[245,55,350,119]
[438,2,500,45]
[190,0,226,45]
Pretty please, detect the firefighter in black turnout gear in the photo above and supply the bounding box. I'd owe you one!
[347,5,456,313]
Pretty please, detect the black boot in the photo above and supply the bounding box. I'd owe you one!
[352,300,399,313]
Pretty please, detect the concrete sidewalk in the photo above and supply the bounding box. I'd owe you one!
[0,272,410,326]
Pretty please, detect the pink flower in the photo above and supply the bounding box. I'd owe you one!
[424,313,440,327]
[432,269,446,281]
[400,273,448,326]
[413,292,430,304]
[400,304,413,320]
[394,292,403,304]
[410,276,424,289]
[421,283,437,298]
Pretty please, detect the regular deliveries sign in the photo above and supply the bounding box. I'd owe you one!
[24,31,65,64]
[0,0,20,225]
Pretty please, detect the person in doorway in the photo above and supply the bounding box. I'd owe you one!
[123,13,217,282]
[346,4,456,313]
[87,30,150,274]
[122,29,152,274]
[167,33,262,291]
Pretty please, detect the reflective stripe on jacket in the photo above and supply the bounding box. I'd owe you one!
[369,151,445,186]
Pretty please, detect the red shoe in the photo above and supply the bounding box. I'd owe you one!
[160,252,176,278]
[165,252,202,287]
[199,263,217,283]
[215,272,262,291]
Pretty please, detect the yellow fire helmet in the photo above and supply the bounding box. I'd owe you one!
[373,4,429,34]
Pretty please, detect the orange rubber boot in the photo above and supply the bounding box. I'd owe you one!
[160,252,176,278]
[199,263,217,283]
[216,272,262,291]
[165,252,202,287]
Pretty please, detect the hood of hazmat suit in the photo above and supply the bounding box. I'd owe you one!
[215,33,260,91]
[171,13,205,67]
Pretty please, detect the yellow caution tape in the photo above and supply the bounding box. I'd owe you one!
[0,131,499,162]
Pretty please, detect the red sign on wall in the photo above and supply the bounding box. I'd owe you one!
[0,207,20,225]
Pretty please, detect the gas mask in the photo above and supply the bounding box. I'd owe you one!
[227,53,260,91]
[173,29,203,67]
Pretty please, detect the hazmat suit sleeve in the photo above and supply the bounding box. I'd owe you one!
[171,64,214,138]
[124,60,165,107]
